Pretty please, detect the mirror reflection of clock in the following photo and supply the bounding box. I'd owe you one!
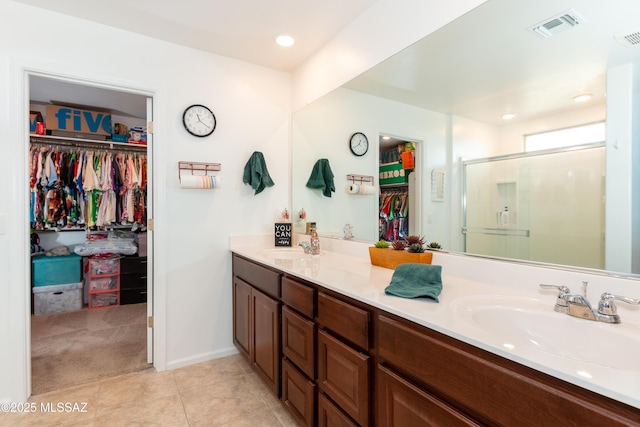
[350,132,368,156]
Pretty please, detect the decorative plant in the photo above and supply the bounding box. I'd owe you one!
[404,235,425,246]
[427,241,443,250]
[374,240,390,248]
[391,240,406,250]
[407,243,425,253]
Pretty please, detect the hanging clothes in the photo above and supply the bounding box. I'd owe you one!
[29,142,147,231]
[379,188,409,241]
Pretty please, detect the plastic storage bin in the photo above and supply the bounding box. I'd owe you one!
[32,254,82,287]
[32,282,83,315]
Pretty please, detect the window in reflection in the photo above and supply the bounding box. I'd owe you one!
[525,122,606,152]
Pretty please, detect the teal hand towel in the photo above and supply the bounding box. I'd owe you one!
[306,158,335,197]
[243,151,274,195]
[385,263,443,302]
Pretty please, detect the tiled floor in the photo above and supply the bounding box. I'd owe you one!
[0,354,298,426]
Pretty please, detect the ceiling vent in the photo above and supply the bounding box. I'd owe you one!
[527,9,585,39]
[615,30,640,47]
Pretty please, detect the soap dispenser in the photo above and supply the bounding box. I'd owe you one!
[499,206,510,226]
[310,228,320,255]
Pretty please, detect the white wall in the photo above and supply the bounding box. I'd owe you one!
[0,0,290,402]
[292,88,449,243]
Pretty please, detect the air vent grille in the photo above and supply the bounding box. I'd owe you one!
[528,9,585,39]
[615,31,640,47]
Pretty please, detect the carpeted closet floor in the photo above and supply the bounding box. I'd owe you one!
[31,303,149,395]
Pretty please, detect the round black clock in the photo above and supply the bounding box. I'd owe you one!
[349,132,368,156]
[182,104,216,137]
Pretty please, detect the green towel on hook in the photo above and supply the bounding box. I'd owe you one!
[306,158,335,197]
[385,263,443,302]
[242,151,274,195]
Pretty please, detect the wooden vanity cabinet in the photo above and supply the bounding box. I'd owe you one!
[280,276,317,427]
[317,292,371,427]
[232,255,282,397]
[376,313,640,427]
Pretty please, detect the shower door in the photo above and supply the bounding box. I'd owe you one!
[463,145,605,269]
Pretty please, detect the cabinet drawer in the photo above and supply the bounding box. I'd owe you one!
[233,255,281,299]
[318,392,358,427]
[120,256,147,274]
[120,289,147,305]
[282,358,315,427]
[317,292,369,350]
[378,315,640,427]
[282,306,315,379]
[377,364,481,427]
[282,277,314,318]
[317,329,369,426]
[120,273,146,290]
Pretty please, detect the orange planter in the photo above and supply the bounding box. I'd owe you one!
[368,247,433,269]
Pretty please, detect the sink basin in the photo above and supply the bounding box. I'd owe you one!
[452,295,640,371]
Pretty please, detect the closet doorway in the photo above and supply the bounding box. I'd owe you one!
[27,74,154,395]
[378,133,421,242]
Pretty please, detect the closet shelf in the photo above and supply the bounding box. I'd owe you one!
[30,134,147,153]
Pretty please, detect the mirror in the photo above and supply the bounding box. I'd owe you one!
[292,0,640,276]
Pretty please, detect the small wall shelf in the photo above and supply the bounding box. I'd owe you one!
[178,161,221,180]
[347,174,374,184]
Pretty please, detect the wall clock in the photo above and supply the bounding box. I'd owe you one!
[349,132,368,156]
[182,104,216,137]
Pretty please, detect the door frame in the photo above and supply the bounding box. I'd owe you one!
[11,63,166,400]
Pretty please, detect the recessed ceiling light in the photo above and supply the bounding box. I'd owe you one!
[275,34,295,47]
[573,94,592,102]
[382,136,390,140]
[502,113,516,120]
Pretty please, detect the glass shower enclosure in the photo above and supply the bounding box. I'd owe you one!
[462,143,605,269]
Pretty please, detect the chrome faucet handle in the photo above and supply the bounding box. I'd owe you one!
[598,292,640,319]
[539,284,571,312]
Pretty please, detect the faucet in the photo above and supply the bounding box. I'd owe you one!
[297,228,320,255]
[540,282,640,324]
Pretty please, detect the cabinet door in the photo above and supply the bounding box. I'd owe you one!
[282,305,315,379]
[317,329,369,426]
[282,358,315,427]
[377,364,481,427]
[252,287,281,397]
[233,278,252,358]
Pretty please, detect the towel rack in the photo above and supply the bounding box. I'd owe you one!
[178,161,221,180]
[347,174,373,184]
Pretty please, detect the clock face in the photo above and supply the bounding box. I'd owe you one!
[183,104,216,137]
[350,132,368,156]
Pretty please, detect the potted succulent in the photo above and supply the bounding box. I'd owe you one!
[368,235,433,269]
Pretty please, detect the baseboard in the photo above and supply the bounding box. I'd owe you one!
[165,347,239,371]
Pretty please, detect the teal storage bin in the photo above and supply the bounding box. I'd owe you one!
[32,254,82,287]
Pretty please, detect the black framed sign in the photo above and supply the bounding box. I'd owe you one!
[274,223,292,246]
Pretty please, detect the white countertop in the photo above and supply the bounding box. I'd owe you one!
[230,235,640,409]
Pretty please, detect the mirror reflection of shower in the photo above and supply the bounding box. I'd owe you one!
[463,134,605,269]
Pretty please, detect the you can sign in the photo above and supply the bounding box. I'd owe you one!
[274,223,292,247]
[45,105,111,136]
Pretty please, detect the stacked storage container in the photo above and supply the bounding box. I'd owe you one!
[32,254,83,315]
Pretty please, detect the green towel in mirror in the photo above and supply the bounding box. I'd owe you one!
[242,151,274,195]
[385,263,442,302]
[306,158,335,197]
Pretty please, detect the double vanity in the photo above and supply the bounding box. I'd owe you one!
[230,234,640,426]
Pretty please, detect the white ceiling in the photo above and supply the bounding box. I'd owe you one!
[345,0,640,125]
[15,0,378,72]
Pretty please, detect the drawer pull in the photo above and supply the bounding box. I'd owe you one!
[140,276,147,279]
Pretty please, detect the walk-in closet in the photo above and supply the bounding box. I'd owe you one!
[28,75,152,394]
[378,135,418,241]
